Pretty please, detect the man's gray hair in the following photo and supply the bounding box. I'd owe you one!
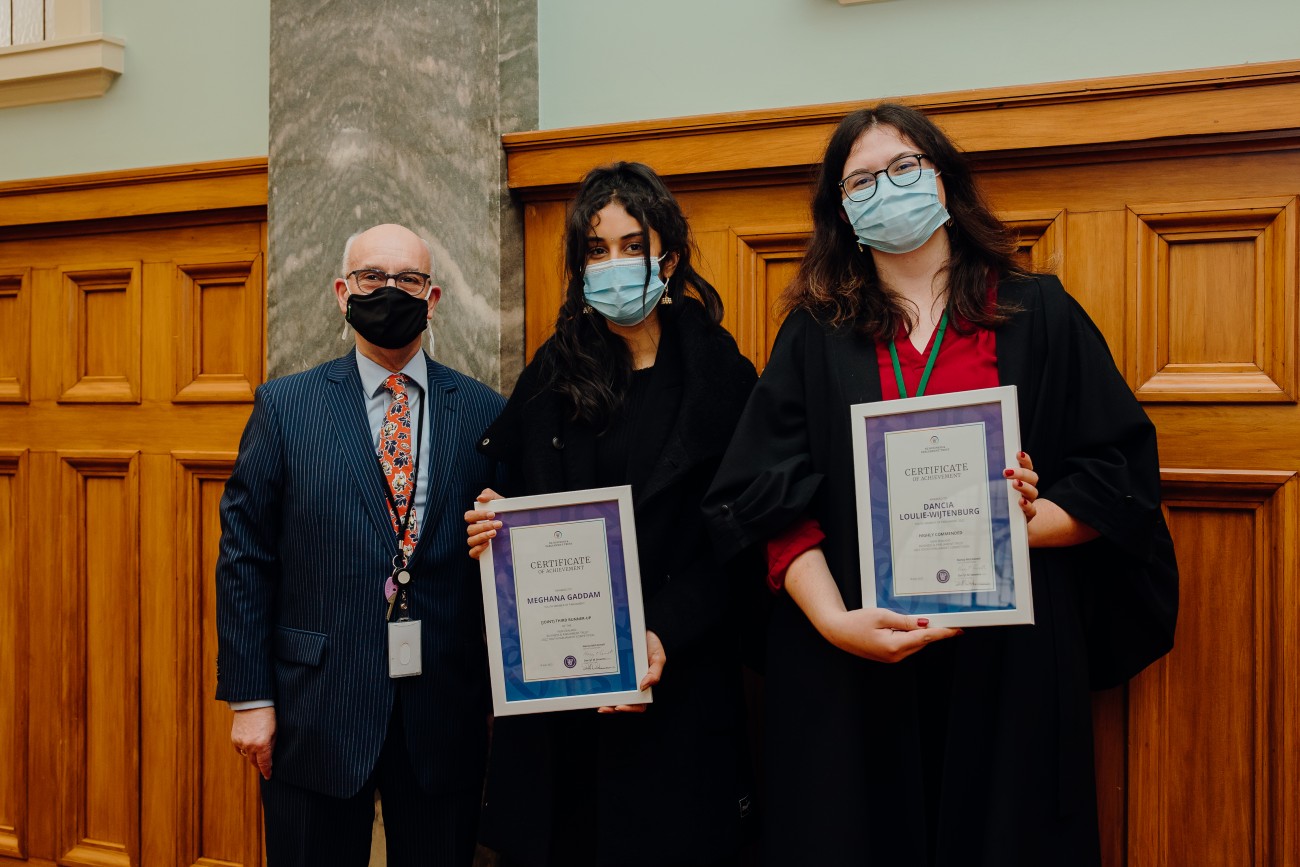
[340,228,435,276]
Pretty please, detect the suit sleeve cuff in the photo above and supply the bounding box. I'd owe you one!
[229,699,275,711]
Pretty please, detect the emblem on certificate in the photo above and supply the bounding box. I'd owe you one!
[850,385,1033,627]
[477,485,652,715]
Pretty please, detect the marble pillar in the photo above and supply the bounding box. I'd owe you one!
[268,0,537,392]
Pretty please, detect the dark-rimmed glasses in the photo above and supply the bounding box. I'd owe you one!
[839,153,934,203]
[346,269,431,295]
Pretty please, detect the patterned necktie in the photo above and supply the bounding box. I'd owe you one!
[378,373,419,602]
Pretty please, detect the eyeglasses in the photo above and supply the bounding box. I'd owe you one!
[346,269,431,295]
[839,153,934,203]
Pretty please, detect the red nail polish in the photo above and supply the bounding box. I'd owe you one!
[1018,451,1026,459]
[917,617,929,627]
[1003,469,1014,477]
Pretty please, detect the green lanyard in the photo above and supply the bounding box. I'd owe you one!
[889,311,949,399]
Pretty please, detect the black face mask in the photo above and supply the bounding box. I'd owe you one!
[346,285,429,349]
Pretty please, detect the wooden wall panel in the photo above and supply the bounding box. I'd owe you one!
[506,62,1300,867]
[0,271,29,404]
[0,159,266,867]
[58,263,142,404]
[1130,197,1297,402]
[58,452,140,867]
[174,455,261,867]
[174,258,264,404]
[0,452,27,860]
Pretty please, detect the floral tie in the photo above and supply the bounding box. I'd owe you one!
[378,373,419,601]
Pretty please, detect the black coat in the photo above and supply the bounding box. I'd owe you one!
[477,299,758,866]
[704,275,1177,867]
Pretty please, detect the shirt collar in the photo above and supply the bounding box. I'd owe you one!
[355,347,429,399]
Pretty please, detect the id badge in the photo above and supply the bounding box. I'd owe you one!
[387,619,423,678]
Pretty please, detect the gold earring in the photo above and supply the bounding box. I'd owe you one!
[660,293,673,305]
[582,304,593,314]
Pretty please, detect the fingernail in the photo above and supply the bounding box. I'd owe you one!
[1014,480,1022,488]
[1018,451,1026,459]
[917,617,929,627]
[1003,469,1014,477]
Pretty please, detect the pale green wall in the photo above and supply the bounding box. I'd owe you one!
[538,0,1300,128]
[0,0,268,182]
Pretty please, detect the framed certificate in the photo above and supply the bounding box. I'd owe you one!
[478,485,652,715]
[850,385,1033,627]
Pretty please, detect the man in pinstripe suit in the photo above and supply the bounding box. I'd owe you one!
[216,224,505,866]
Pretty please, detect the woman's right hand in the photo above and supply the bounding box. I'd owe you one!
[783,545,960,662]
[464,488,504,560]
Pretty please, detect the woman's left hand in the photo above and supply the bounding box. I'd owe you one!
[1004,451,1040,522]
[598,630,665,714]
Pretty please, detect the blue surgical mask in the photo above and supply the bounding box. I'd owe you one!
[582,255,667,326]
[842,168,950,255]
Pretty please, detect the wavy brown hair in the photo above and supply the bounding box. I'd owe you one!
[781,103,1022,338]
[541,161,724,427]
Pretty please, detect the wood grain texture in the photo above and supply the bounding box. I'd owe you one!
[0,165,265,867]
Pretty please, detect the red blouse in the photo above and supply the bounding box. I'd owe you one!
[764,297,1000,591]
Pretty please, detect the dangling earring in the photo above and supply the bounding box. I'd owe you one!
[660,293,672,305]
[582,304,593,314]
[856,241,865,253]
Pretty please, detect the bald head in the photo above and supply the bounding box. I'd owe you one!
[341,223,433,277]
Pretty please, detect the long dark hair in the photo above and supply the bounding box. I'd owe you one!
[781,102,1022,338]
[541,161,724,426]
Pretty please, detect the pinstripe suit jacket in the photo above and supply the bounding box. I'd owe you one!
[215,351,505,799]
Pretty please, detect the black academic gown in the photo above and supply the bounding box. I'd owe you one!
[704,274,1177,867]
[477,299,758,867]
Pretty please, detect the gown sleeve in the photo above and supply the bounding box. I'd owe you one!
[704,309,825,563]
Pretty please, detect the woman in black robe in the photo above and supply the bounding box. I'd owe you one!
[467,162,757,867]
[703,104,1177,866]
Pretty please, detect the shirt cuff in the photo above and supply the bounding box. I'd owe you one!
[229,699,275,711]
[764,517,825,592]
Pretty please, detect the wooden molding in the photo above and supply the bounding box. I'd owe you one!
[173,259,264,404]
[503,60,1300,192]
[57,262,142,404]
[0,158,268,229]
[0,269,31,403]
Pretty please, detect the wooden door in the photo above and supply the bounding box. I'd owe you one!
[0,162,268,867]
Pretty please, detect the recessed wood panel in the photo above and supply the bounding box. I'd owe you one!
[1002,209,1065,281]
[174,456,261,867]
[0,271,30,403]
[58,453,140,867]
[174,259,264,404]
[1129,471,1296,867]
[58,263,142,404]
[0,452,28,859]
[732,229,808,372]
[1130,197,1297,402]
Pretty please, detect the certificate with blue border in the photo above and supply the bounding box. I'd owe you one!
[478,485,652,715]
[850,386,1033,627]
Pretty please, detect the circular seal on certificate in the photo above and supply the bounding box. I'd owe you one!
[563,655,577,669]
[936,569,950,584]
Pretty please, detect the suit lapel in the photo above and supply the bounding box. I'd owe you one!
[415,357,461,548]
[323,355,393,542]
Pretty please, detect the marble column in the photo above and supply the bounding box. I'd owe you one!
[268,0,537,392]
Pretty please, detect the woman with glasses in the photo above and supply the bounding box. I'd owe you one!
[703,103,1176,866]
[466,162,757,867]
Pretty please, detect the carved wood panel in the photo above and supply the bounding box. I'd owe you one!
[0,451,27,860]
[0,272,29,404]
[0,160,266,867]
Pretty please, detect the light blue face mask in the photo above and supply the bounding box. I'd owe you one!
[842,168,950,255]
[582,255,667,326]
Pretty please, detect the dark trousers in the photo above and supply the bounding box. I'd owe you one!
[260,701,479,867]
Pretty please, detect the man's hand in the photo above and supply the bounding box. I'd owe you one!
[231,706,276,779]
